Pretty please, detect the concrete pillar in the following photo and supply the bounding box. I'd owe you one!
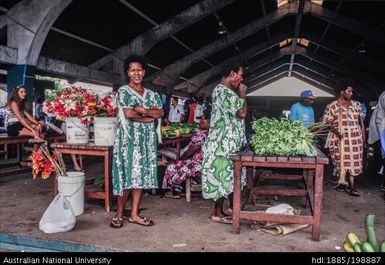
[7,64,36,104]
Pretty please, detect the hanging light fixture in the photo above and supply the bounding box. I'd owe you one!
[217,21,227,35]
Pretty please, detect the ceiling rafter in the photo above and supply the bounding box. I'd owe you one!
[174,33,287,93]
[308,1,385,45]
[118,0,214,68]
[212,11,245,66]
[149,1,301,92]
[246,61,336,89]
[88,0,233,70]
[313,0,343,55]
[305,33,385,73]
[295,46,380,96]
[247,69,336,95]
[199,47,291,95]
[260,0,271,41]
[338,19,385,75]
[166,1,384,95]
[288,0,305,77]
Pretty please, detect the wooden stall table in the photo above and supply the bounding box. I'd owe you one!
[229,146,329,241]
[159,135,192,160]
[51,142,113,212]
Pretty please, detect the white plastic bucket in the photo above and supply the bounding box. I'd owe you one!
[94,117,117,146]
[58,171,85,216]
[66,117,89,144]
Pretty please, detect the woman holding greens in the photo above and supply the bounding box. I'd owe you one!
[323,78,363,196]
[201,60,248,224]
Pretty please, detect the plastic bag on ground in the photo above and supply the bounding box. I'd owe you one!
[39,193,76,233]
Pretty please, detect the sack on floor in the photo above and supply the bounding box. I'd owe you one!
[39,193,76,233]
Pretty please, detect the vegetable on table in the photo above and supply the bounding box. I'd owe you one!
[250,118,318,157]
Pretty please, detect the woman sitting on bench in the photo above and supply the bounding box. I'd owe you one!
[5,85,44,140]
[162,109,210,198]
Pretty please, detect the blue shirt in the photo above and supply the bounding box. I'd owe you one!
[289,102,315,126]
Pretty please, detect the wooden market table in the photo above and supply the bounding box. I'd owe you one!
[51,142,113,212]
[159,135,192,160]
[229,146,329,241]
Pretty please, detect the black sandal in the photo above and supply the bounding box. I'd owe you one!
[336,184,347,192]
[110,217,124,228]
[347,188,360,197]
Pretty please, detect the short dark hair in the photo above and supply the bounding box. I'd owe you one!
[220,59,243,78]
[123,55,148,73]
[203,106,211,120]
[336,78,354,93]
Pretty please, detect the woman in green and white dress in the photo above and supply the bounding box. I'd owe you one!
[110,55,164,228]
[201,61,248,224]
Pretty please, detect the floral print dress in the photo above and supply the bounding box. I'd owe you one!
[112,85,162,196]
[201,84,247,201]
[162,130,208,189]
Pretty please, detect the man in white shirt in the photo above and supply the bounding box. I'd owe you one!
[168,97,184,124]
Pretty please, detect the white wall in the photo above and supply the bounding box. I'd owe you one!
[247,77,334,98]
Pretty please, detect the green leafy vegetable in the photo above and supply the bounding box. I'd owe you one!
[250,117,317,157]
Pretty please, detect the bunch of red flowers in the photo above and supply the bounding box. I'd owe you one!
[43,87,117,125]
[97,92,117,117]
[32,146,66,179]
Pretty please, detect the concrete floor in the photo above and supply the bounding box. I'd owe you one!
[0,160,384,252]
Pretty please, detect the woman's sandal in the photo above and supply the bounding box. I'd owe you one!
[210,215,232,224]
[164,191,181,199]
[128,216,154,227]
[110,217,124,228]
[346,188,360,197]
[336,184,347,192]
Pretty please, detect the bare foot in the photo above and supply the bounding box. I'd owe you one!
[74,166,83,172]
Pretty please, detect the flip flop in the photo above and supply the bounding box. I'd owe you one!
[164,191,181,199]
[210,215,232,224]
[347,188,360,197]
[128,216,154,226]
[336,184,347,192]
[225,208,233,214]
[110,217,124,228]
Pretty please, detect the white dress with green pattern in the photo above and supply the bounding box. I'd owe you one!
[201,84,247,201]
[112,85,162,196]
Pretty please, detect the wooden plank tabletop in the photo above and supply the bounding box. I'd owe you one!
[51,142,112,150]
[229,145,329,164]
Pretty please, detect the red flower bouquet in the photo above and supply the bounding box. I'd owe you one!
[43,87,117,125]
[43,86,97,125]
[32,145,66,179]
[97,92,117,117]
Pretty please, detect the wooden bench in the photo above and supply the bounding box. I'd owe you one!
[0,133,66,177]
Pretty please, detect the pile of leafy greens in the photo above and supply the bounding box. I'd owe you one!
[251,117,317,157]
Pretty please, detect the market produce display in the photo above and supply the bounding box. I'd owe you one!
[161,123,200,138]
[250,118,317,157]
[343,214,385,252]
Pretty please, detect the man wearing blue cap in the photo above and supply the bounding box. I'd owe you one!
[289,90,316,126]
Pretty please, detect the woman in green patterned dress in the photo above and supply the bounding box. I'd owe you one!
[110,55,164,228]
[201,61,248,224]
